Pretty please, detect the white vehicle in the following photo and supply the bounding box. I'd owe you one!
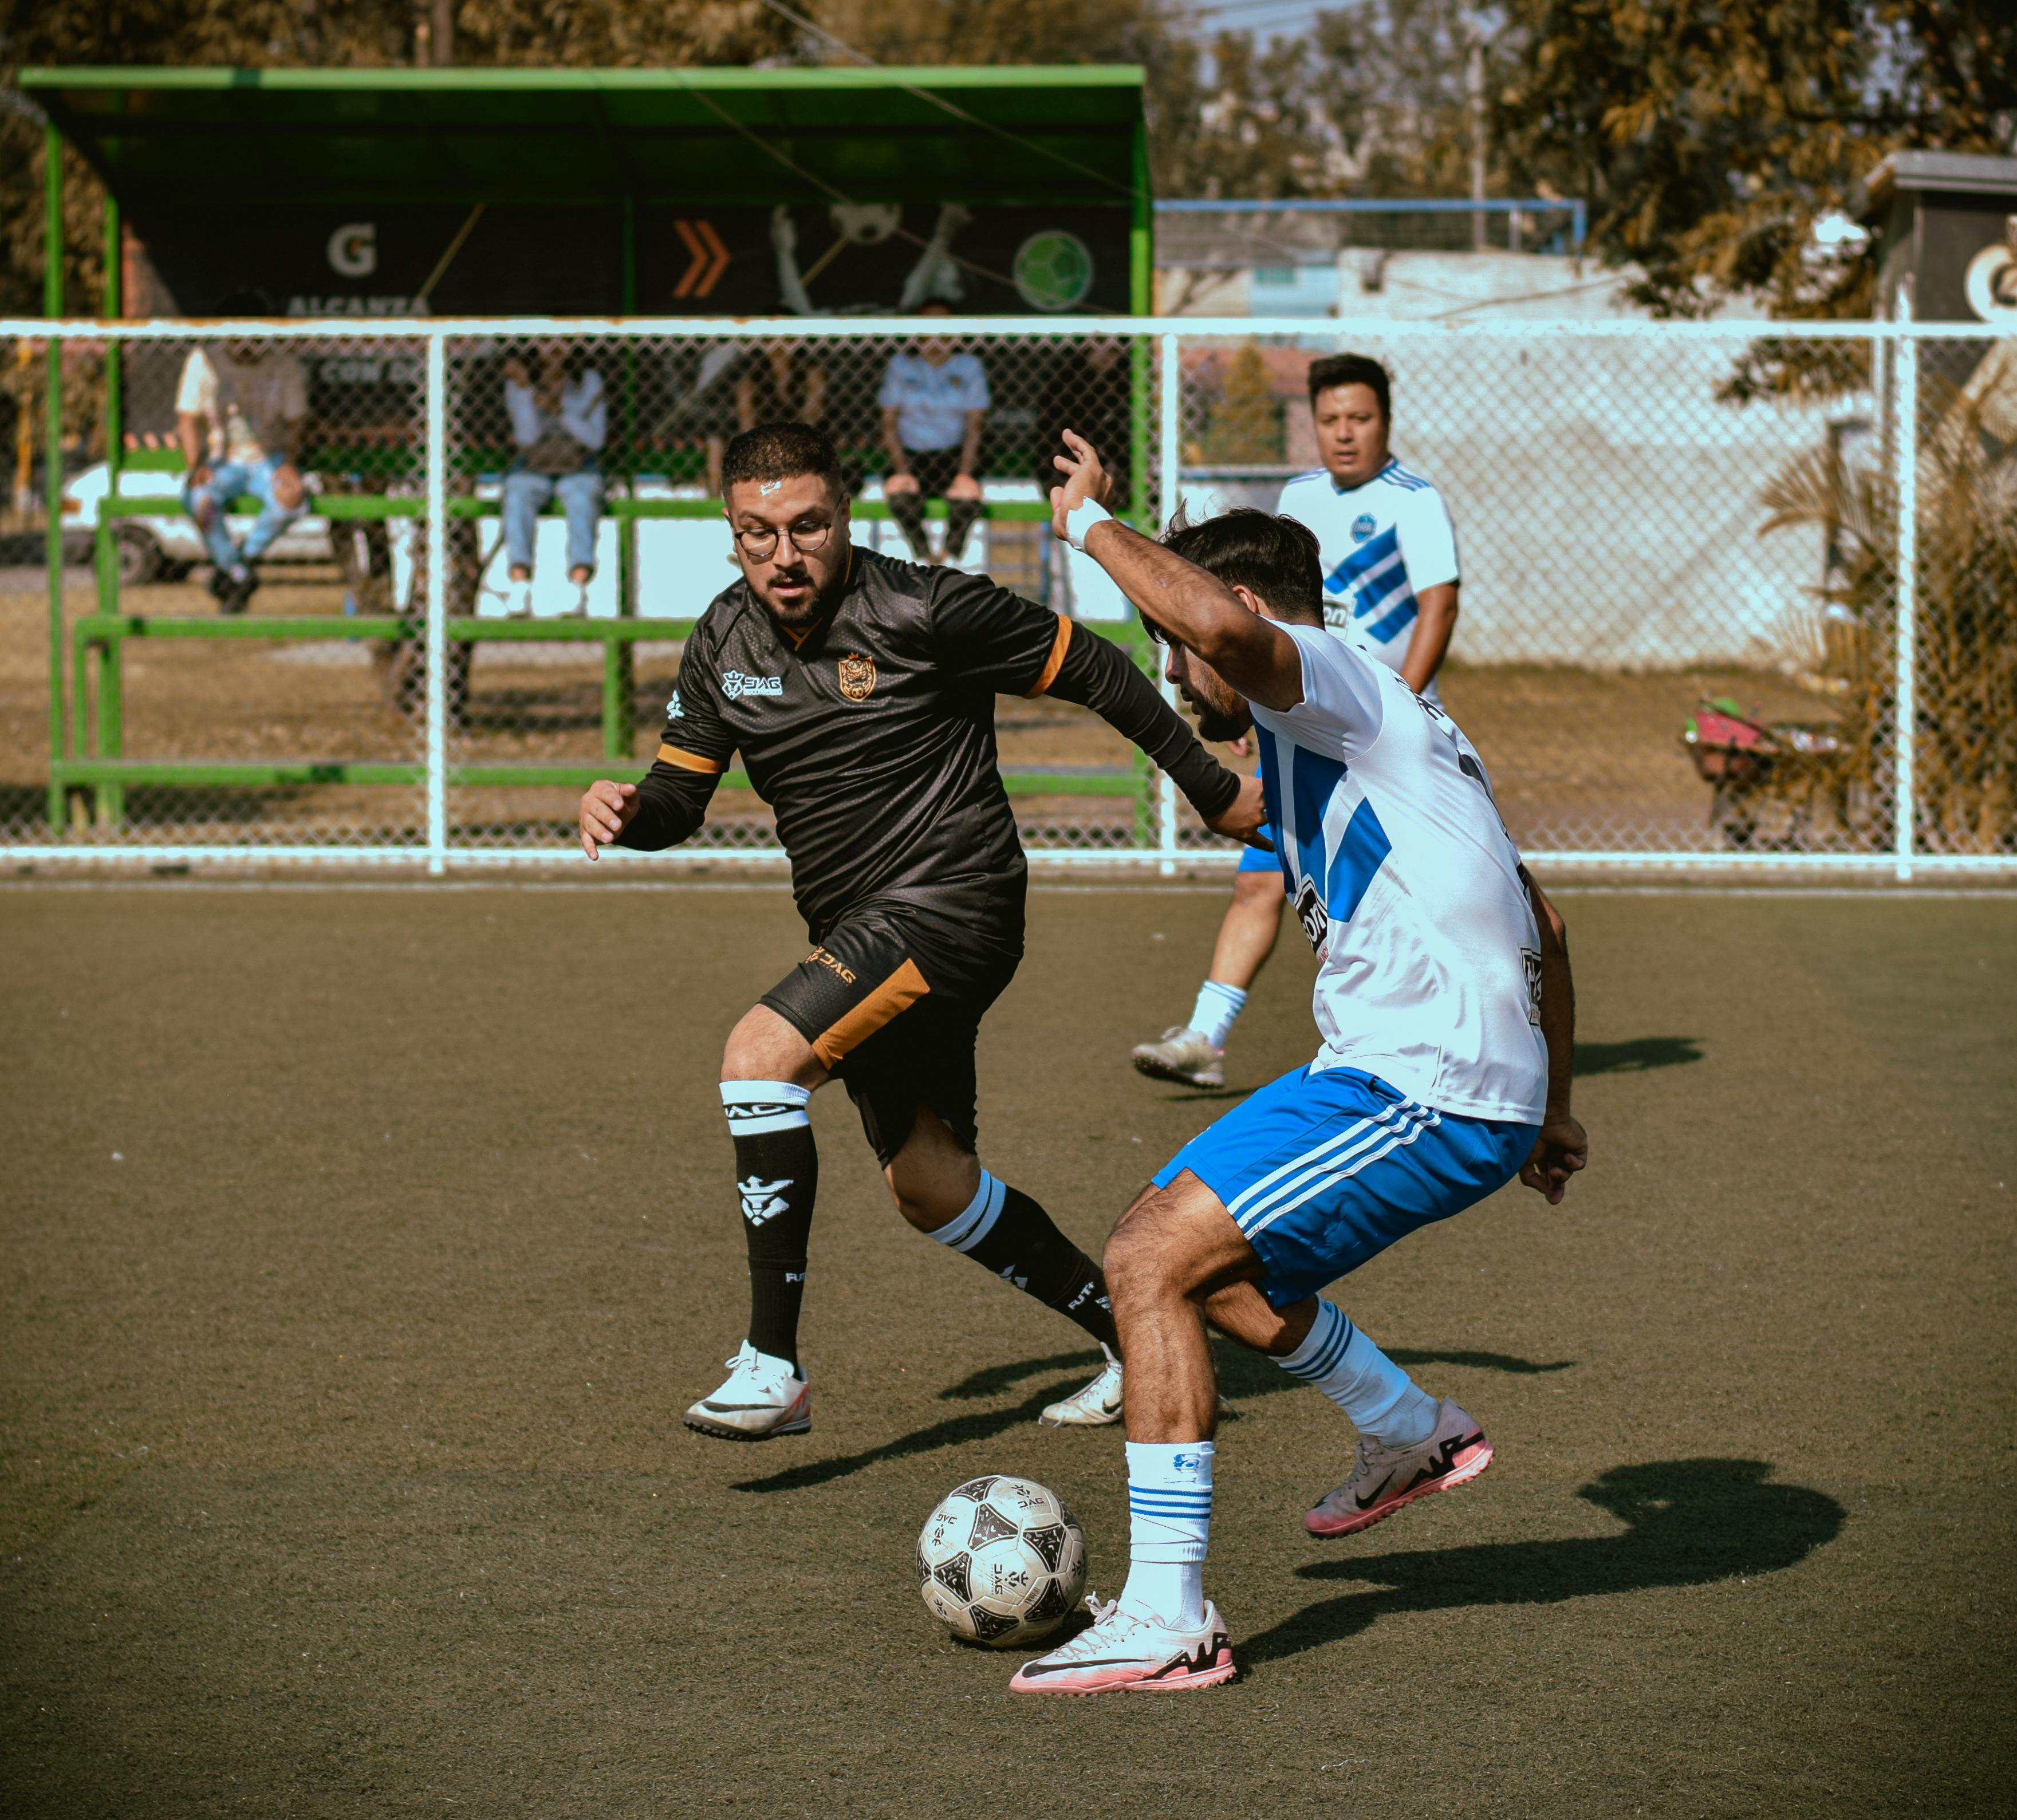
[60,462,332,586]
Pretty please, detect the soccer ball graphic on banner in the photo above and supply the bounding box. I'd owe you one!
[917,1475,1087,1647]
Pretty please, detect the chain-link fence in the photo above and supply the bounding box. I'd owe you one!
[2,314,2011,876]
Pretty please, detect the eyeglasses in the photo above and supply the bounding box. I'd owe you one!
[733,520,834,562]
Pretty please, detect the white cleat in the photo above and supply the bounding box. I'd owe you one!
[1040,1348,1124,1427]
[1130,1026,1226,1090]
[1010,1596,1236,1696]
[683,1341,810,1441]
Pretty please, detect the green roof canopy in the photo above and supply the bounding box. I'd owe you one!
[19,65,1147,210]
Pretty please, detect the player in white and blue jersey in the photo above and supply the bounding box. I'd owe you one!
[1129,353,1461,1099]
[1014,439,1586,1697]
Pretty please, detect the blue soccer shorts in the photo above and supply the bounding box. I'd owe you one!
[1237,819,1282,873]
[1151,1063,1539,1307]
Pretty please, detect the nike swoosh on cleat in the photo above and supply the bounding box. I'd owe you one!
[700,1400,794,1412]
[1017,1657,1156,1677]
[1353,1472,1397,1509]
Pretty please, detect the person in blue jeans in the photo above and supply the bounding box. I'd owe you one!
[501,344,606,616]
[174,293,309,615]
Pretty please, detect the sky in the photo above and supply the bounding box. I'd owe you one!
[1189,0,1335,46]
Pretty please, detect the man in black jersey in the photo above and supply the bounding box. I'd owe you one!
[579,421,1264,1441]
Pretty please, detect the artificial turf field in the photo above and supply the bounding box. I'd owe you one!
[2,882,2012,1818]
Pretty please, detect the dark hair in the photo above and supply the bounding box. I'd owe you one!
[1157,507,1324,628]
[215,286,273,317]
[1306,352,1391,421]
[722,420,844,496]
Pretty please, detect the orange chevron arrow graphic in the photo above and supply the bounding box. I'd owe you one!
[673,219,731,299]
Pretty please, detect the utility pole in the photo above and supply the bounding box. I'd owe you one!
[433,0,455,66]
[1467,36,1487,253]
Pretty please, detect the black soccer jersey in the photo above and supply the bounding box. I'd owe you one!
[618,545,1239,937]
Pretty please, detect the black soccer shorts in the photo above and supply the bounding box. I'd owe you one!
[758,898,1022,1167]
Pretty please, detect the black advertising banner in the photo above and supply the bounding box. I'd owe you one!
[124,200,1130,319]
[633,204,1132,317]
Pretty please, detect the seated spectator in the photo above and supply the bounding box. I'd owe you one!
[877,301,988,565]
[175,289,309,615]
[738,337,828,435]
[501,343,606,616]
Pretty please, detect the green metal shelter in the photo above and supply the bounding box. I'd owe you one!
[23,65,1152,316]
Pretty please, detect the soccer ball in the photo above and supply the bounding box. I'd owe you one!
[917,1474,1087,1648]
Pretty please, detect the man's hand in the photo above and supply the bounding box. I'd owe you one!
[187,463,213,490]
[502,356,531,389]
[578,780,640,860]
[1518,1113,1588,1206]
[1048,428,1117,533]
[884,470,919,495]
[1203,774,1271,849]
[947,471,982,501]
[271,462,305,511]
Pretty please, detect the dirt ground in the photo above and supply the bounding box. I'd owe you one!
[1,883,2011,1817]
[1,568,1833,850]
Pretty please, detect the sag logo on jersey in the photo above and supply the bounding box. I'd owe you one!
[1522,947,1543,1025]
[738,1175,795,1224]
[722,671,785,700]
[1351,513,1377,543]
[665,689,684,719]
[837,652,877,702]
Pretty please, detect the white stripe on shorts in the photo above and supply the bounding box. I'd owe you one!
[1242,1106,1442,1242]
[1229,1101,1431,1236]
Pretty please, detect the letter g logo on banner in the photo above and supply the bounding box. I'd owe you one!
[326,223,378,279]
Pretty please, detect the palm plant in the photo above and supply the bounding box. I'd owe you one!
[1759,347,2017,855]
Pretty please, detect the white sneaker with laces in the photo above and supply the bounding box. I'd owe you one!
[1039,1348,1124,1427]
[1130,1026,1226,1090]
[1009,1595,1235,1696]
[507,579,535,618]
[683,1341,810,1441]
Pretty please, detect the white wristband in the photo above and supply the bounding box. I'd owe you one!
[1063,498,1112,553]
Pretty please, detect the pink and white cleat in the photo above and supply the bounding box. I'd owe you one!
[1008,1596,1235,1696]
[1305,1397,1494,1538]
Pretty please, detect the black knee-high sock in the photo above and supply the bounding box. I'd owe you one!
[928,1172,1118,1352]
[721,1082,818,1373]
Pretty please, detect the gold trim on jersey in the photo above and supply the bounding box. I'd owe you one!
[1024,614,1073,699]
[657,743,726,775]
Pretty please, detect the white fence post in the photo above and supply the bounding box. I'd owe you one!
[424,329,448,876]
[1156,330,1182,874]
[1892,309,1918,883]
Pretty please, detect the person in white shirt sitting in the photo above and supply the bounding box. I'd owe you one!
[174,289,309,615]
[501,344,606,616]
[877,301,990,565]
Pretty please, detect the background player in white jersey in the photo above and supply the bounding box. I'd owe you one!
[1013,439,1586,1696]
[1131,353,1462,1092]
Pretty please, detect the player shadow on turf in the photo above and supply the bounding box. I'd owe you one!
[1573,1036,1704,1075]
[732,1377,1099,1495]
[1239,1458,1843,1668]
[1386,1349,1576,1374]
[938,1351,1105,1401]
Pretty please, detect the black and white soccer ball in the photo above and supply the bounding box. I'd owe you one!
[917,1475,1088,1648]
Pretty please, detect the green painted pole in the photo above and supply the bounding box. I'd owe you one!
[95,191,123,824]
[1128,118,1152,533]
[44,123,65,828]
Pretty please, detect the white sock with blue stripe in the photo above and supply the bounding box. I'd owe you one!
[1120,1440,1213,1629]
[1278,1298,1440,1448]
[1187,980,1247,1050]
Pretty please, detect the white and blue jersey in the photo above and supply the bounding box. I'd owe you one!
[1155,624,1545,1306]
[1276,459,1460,695]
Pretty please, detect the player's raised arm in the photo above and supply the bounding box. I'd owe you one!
[926,566,1266,846]
[1049,431,1305,713]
